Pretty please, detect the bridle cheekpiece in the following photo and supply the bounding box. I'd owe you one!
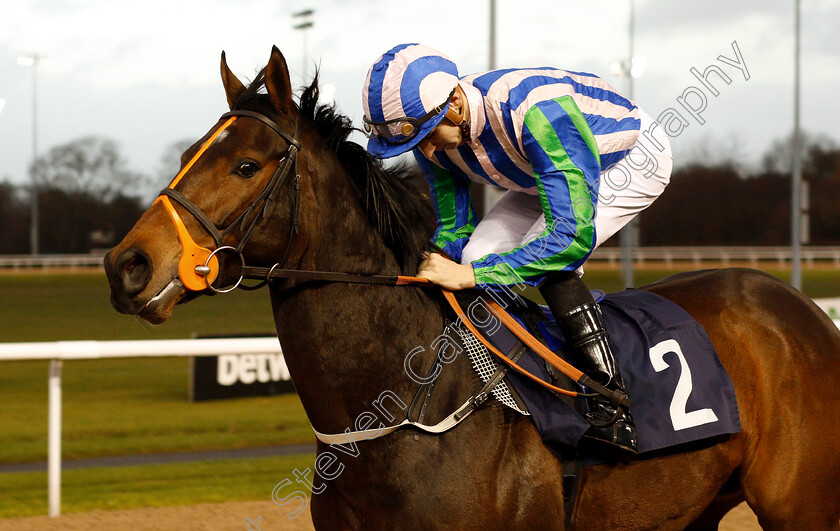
[155,109,301,293]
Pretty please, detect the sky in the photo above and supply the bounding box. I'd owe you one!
[0,0,838,198]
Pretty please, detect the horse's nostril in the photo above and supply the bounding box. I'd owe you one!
[125,255,143,278]
[116,248,152,296]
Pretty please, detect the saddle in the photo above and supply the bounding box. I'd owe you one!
[446,287,741,456]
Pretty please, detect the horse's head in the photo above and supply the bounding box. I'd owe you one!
[105,46,316,323]
[106,46,434,325]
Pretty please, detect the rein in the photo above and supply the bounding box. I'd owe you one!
[235,264,624,407]
[157,107,627,443]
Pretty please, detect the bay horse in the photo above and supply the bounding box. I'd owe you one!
[104,46,840,530]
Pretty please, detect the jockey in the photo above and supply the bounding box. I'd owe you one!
[362,43,672,456]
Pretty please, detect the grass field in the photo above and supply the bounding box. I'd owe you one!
[0,358,313,463]
[0,272,309,517]
[0,453,316,518]
[0,273,276,343]
[1,268,838,518]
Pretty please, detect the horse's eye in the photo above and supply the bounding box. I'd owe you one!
[235,161,260,178]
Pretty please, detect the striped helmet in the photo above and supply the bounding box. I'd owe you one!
[362,43,460,158]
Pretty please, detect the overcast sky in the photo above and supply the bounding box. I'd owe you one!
[1,0,838,196]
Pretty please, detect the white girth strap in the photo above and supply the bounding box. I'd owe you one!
[311,395,480,445]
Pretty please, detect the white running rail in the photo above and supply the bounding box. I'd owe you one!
[0,337,283,518]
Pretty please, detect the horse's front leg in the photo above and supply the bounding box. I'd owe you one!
[310,485,362,531]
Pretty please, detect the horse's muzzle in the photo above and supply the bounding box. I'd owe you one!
[104,246,153,313]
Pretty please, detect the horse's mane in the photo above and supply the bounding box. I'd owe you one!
[235,70,435,274]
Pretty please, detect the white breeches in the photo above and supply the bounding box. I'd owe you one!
[461,109,673,273]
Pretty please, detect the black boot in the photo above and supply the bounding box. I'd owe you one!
[539,272,638,458]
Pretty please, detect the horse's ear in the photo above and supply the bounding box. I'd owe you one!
[220,51,246,110]
[265,45,294,114]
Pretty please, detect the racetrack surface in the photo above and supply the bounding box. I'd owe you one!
[0,501,760,530]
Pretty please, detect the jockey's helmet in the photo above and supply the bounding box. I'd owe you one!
[362,43,460,158]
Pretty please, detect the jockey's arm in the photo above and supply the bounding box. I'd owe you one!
[469,96,601,288]
[414,152,477,262]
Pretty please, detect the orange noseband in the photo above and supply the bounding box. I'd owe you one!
[153,116,237,291]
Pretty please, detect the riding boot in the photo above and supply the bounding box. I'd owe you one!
[539,272,638,458]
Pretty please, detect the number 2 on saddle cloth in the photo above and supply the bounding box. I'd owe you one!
[445,287,741,455]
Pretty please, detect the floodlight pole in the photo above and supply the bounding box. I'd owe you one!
[620,0,636,288]
[18,54,43,255]
[790,0,803,290]
[489,0,496,69]
[292,9,314,85]
[476,0,504,215]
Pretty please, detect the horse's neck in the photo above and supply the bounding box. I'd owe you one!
[271,281,446,434]
[298,153,395,276]
[271,158,447,432]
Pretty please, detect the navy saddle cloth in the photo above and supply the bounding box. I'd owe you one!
[471,288,741,455]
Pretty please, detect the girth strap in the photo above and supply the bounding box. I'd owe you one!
[562,456,583,528]
[312,336,529,445]
[313,398,478,445]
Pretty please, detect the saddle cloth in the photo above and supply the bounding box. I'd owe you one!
[461,288,741,456]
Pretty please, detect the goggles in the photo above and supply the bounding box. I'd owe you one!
[363,87,457,145]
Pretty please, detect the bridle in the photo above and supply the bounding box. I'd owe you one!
[157,107,437,294]
[155,109,302,293]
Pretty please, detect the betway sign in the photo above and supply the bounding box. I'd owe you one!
[191,349,295,401]
[217,353,290,385]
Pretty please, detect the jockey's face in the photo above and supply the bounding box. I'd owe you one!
[417,88,468,158]
[417,120,464,158]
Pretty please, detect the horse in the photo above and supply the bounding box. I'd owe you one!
[104,46,840,530]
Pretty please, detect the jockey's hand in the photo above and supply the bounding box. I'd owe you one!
[417,252,476,290]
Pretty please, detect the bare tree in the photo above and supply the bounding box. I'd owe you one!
[31,136,147,200]
[761,131,838,175]
[156,139,195,190]
[0,179,29,253]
